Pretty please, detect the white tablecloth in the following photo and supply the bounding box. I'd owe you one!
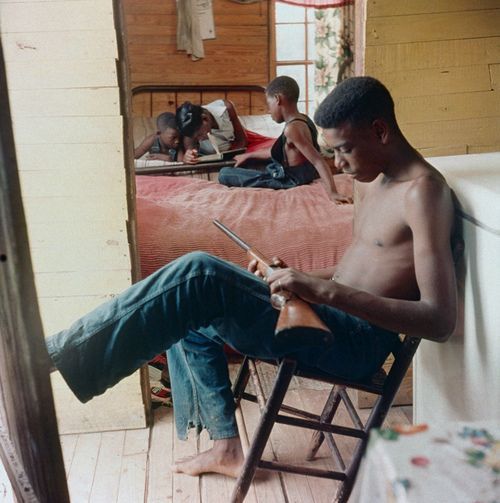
[350,422,500,503]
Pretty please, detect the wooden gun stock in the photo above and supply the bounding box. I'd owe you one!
[213,220,333,345]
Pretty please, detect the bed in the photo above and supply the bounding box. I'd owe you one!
[132,85,354,279]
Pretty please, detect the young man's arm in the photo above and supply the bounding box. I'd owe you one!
[286,122,352,204]
[266,176,458,342]
[307,267,336,279]
[223,100,248,149]
[134,134,156,159]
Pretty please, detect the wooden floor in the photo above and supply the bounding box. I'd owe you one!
[60,363,412,503]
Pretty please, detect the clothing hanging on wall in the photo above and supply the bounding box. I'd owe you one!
[176,0,205,61]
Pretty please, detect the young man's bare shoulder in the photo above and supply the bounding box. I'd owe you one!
[405,167,453,212]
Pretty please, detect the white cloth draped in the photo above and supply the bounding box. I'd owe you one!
[176,0,205,61]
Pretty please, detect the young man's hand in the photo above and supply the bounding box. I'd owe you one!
[266,267,334,305]
[247,256,287,278]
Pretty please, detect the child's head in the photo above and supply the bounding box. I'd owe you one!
[176,102,211,141]
[156,112,181,149]
[265,76,300,123]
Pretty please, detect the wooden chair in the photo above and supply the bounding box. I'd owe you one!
[230,334,421,503]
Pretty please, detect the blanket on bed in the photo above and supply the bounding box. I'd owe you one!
[136,174,354,278]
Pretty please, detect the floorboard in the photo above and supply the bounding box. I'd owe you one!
[90,431,125,502]
[146,406,174,503]
[60,362,412,502]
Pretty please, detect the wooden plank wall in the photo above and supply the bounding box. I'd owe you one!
[123,0,271,88]
[132,86,268,117]
[363,0,500,156]
[0,0,146,434]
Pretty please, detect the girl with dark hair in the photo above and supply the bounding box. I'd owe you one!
[176,99,247,163]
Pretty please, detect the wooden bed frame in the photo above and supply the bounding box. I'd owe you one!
[131,84,268,118]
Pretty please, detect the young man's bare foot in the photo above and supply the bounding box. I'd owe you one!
[171,437,244,478]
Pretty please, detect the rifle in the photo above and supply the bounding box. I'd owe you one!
[213,219,333,345]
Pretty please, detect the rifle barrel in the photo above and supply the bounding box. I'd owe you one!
[213,219,251,252]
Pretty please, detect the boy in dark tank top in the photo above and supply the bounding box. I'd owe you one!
[218,76,351,204]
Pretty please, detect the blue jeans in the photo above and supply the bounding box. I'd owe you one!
[218,161,319,189]
[46,252,399,440]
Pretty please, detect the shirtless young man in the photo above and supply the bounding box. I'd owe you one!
[46,77,457,480]
[219,75,351,203]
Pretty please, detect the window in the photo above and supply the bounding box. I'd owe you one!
[273,1,316,116]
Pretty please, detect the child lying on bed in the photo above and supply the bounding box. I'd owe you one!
[176,99,247,161]
[218,76,351,204]
[134,112,183,162]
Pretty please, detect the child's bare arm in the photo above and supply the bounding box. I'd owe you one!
[148,153,174,161]
[182,137,199,163]
[134,134,156,159]
[286,123,352,204]
[234,147,272,166]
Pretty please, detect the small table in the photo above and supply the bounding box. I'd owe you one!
[350,422,500,502]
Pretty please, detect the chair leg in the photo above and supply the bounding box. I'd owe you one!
[232,356,250,404]
[305,385,343,461]
[231,358,297,503]
[335,388,398,502]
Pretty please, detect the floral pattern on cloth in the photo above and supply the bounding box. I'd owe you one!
[314,5,354,106]
[314,5,354,157]
[350,422,500,503]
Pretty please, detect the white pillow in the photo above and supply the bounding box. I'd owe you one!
[239,114,284,138]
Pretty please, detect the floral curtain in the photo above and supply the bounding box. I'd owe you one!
[314,4,354,107]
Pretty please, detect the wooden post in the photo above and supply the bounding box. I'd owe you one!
[0,39,70,502]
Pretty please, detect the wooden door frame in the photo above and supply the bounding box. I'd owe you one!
[112,0,153,424]
[0,39,70,502]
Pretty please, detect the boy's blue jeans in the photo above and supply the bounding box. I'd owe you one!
[46,252,399,441]
[218,161,319,189]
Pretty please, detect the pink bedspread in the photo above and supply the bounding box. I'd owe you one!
[136,175,354,278]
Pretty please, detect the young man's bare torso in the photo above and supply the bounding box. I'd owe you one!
[335,170,446,300]
[264,116,457,341]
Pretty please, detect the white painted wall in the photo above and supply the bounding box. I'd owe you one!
[0,0,145,433]
[415,153,500,423]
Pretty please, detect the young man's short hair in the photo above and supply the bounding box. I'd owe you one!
[266,76,300,103]
[156,112,178,132]
[314,76,397,129]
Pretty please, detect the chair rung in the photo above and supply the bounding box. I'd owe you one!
[325,433,346,471]
[240,391,258,404]
[278,403,320,421]
[275,414,367,439]
[240,392,323,422]
[258,460,346,481]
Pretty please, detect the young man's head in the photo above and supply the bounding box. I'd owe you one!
[314,76,396,129]
[314,77,400,182]
[265,76,300,123]
[176,102,211,141]
[156,112,181,149]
